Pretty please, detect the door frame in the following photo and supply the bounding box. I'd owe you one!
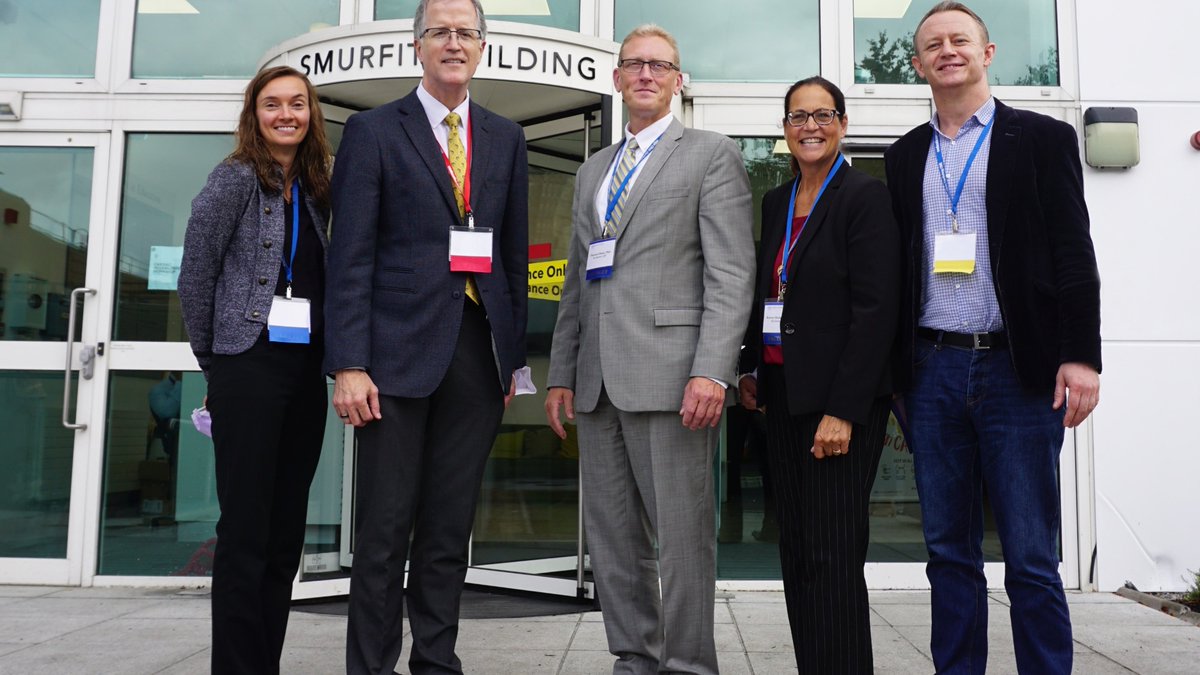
[0,131,112,585]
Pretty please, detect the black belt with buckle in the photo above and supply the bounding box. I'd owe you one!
[917,327,1007,350]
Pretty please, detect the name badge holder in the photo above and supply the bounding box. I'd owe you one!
[585,237,616,280]
[268,183,311,344]
[449,213,493,273]
[762,300,784,345]
[932,117,993,276]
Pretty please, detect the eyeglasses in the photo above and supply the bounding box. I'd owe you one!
[783,108,841,127]
[617,59,680,76]
[420,27,483,44]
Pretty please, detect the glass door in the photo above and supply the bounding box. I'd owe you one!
[467,107,605,598]
[0,133,111,585]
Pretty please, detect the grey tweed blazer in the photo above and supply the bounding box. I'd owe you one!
[178,160,329,375]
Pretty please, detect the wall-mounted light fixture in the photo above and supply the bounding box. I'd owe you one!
[0,91,22,121]
[1083,107,1139,169]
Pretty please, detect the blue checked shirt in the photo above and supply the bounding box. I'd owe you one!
[919,97,1003,333]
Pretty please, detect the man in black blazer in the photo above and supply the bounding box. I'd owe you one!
[324,1,528,673]
[884,3,1100,674]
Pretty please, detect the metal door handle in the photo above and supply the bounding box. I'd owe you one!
[62,287,96,430]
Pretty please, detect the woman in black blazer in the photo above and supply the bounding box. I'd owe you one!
[738,76,900,674]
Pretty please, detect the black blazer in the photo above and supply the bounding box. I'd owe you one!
[741,162,901,426]
[324,90,529,397]
[884,99,1101,392]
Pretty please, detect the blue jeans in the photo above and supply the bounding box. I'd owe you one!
[906,339,1072,675]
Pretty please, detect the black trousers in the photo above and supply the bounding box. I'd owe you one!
[207,336,327,675]
[347,300,505,675]
[760,366,888,675]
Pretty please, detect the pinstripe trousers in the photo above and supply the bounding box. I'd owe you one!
[760,366,888,675]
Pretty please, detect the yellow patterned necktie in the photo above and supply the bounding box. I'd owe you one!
[605,138,639,236]
[445,112,480,304]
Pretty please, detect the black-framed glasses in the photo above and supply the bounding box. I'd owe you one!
[617,59,680,76]
[784,108,841,127]
[421,27,483,43]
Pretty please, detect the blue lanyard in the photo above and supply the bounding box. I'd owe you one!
[602,135,663,233]
[933,116,993,232]
[781,153,843,290]
[282,182,300,297]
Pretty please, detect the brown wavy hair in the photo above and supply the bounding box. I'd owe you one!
[230,66,331,208]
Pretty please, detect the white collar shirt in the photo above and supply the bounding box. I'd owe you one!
[416,82,470,157]
[593,112,675,230]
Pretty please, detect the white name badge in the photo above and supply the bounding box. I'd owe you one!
[586,237,616,280]
[762,300,784,345]
[449,226,493,273]
[267,296,311,344]
[934,232,977,274]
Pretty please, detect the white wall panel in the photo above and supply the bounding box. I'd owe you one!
[1093,343,1200,591]
[1082,104,1200,341]
[1077,0,1200,102]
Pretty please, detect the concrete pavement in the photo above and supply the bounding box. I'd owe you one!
[0,585,1197,673]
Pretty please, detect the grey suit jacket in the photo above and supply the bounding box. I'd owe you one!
[547,118,755,413]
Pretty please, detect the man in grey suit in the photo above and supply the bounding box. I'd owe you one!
[545,24,754,675]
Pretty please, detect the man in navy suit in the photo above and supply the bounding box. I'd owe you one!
[885,3,1100,674]
[324,1,528,673]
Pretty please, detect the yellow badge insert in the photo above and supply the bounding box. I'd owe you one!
[933,232,976,274]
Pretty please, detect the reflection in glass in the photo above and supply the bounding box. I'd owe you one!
[0,372,74,558]
[471,144,585,570]
[0,146,94,342]
[132,0,339,78]
[615,0,819,82]
[853,0,1058,86]
[113,133,233,342]
[376,0,580,31]
[99,371,347,576]
[0,0,101,77]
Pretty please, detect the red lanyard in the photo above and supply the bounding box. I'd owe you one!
[440,116,473,216]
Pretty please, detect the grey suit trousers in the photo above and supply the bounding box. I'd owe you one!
[578,389,718,675]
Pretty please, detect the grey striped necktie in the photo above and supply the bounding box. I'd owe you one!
[605,138,640,234]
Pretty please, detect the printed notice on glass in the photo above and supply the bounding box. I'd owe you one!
[148,246,184,291]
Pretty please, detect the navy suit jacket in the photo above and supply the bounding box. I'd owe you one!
[324,90,529,397]
[885,99,1101,392]
[740,162,900,425]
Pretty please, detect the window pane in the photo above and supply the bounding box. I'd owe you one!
[113,133,233,342]
[132,0,339,78]
[99,371,347,576]
[0,146,94,342]
[854,0,1058,86]
[376,0,580,32]
[0,0,100,77]
[0,372,74,558]
[615,1,819,82]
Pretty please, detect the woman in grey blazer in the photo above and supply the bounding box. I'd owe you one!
[177,65,331,674]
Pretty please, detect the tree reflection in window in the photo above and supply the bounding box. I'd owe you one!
[853,0,1059,86]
